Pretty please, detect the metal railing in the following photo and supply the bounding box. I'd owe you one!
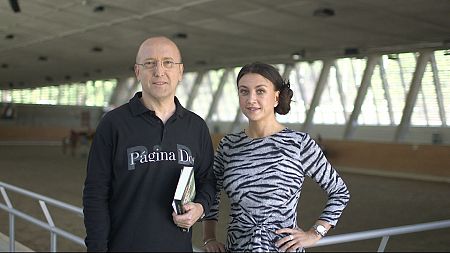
[0,181,85,252]
[311,219,450,252]
[193,219,450,252]
[1,180,449,252]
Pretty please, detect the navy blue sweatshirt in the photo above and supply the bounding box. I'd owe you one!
[83,92,216,252]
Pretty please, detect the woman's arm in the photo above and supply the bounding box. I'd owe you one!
[203,220,225,252]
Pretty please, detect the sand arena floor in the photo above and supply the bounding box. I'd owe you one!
[0,144,449,252]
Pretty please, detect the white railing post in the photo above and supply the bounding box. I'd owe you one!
[1,187,15,252]
[1,181,449,252]
[377,235,390,252]
[0,181,86,251]
[39,200,58,252]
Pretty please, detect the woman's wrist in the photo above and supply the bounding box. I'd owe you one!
[203,238,216,246]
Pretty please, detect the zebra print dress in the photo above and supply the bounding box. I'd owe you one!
[205,128,350,252]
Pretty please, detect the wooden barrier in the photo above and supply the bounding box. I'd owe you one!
[1,129,448,178]
[211,134,450,178]
[0,126,72,142]
[322,139,450,178]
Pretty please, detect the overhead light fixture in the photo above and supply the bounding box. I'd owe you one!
[8,0,20,13]
[45,76,53,82]
[173,33,188,39]
[92,46,103,52]
[38,56,48,61]
[65,75,71,80]
[344,47,359,55]
[313,7,335,17]
[1,63,8,69]
[93,5,105,12]
[5,34,15,40]
[291,50,305,61]
[387,54,399,60]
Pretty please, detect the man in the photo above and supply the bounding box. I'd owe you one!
[83,36,215,252]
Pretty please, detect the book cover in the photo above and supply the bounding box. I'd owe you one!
[172,166,196,214]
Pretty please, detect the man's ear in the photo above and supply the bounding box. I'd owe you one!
[179,64,184,82]
[134,64,140,79]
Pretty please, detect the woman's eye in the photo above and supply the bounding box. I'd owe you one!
[239,90,248,95]
[257,89,265,94]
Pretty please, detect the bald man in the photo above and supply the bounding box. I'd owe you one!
[83,36,216,252]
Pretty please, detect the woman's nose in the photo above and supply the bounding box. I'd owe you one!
[247,92,257,104]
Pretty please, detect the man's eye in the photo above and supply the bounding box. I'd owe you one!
[144,62,156,67]
[162,60,174,68]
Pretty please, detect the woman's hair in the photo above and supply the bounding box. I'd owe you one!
[237,62,293,115]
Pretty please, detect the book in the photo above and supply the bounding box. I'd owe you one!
[172,166,196,231]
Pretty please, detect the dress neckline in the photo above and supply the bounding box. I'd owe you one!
[242,127,288,141]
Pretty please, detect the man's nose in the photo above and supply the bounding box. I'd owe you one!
[153,62,165,77]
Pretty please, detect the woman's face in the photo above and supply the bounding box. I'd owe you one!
[237,73,279,123]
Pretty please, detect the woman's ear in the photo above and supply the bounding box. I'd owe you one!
[274,91,280,107]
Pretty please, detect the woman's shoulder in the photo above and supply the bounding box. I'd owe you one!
[277,128,310,139]
[220,131,246,143]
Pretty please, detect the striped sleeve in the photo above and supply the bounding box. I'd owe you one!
[300,133,350,227]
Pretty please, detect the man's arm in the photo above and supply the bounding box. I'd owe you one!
[172,121,216,229]
[192,122,216,216]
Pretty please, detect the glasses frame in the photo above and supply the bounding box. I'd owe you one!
[135,59,183,70]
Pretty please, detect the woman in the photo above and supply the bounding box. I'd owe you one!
[202,62,350,252]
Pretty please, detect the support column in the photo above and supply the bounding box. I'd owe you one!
[282,63,294,81]
[108,77,137,107]
[294,64,309,112]
[185,71,205,110]
[429,53,447,126]
[301,59,333,133]
[206,69,231,122]
[394,51,432,142]
[334,63,348,121]
[229,107,244,133]
[343,55,379,139]
[378,58,394,125]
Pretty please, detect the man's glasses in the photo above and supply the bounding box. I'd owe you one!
[136,59,182,70]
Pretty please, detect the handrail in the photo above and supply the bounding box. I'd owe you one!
[1,181,449,252]
[0,181,83,214]
[0,181,85,252]
[0,204,85,245]
[194,219,450,252]
[311,219,450,251]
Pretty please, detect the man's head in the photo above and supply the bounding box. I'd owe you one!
[134,36,184,103]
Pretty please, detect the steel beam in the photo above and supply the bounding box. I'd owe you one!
[344,55,379,139]
[206,69,231,122]
[302,59,333,132]
[429,53,447,126]
[394,51,432,142]
[185,71,205,110]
